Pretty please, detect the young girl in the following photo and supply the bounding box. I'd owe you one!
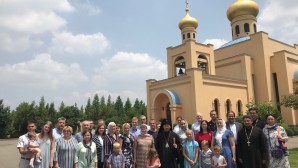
[182,129,199,168]
[147,147,161,168]
[211,145,227,168]
[28,131,42,168]
[198,140,213,168]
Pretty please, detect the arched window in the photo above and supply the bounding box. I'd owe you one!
[197,55,208,74]
[237,100,242,115]
[175,56,185,76]
[187,33,190,38]
[226,99,231,114]
[193,33,195,39]
[244,23,250,33]
[254,24,257,33]
[183,34,185,40]
[213,99,219,114]
[235,25,240,35]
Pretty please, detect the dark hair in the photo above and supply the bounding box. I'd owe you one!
[249,107,258,113]
[82,130,93,139]
[27,121,36,126]
[199,120,211,133]
[95,123,106,136]
[227,111,236,117]
[147,148,158,164]
[265,113,276,120]
[242,115,252,120]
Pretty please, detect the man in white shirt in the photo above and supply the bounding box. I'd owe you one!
[173,116,183,134]
[17,121,37,168]
[52,117,66,140]
[191,112,203,136]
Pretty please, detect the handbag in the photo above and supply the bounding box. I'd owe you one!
[267,128,284,159]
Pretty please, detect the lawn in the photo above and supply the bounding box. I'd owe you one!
[289,148,298,167]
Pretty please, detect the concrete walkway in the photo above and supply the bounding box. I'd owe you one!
[0,137,298,168]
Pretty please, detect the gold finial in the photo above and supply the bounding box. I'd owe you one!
[185,0,189,12]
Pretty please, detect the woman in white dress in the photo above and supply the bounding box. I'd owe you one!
[36,121,55,168]
[263,114,290,168]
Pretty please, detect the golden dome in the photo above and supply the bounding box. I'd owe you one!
[227,0,259,21]
[179,9,198,30]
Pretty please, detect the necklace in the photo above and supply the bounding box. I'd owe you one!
[244,126,253,147]
[163,132,171,148]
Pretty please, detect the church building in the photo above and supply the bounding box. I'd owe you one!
[146,0,298,125]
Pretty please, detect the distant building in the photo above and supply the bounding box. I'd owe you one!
[146,0,298,125]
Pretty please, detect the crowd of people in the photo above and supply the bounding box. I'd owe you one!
[17,109,290,168]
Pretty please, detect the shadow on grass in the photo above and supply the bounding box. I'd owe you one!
[289,148,298,167]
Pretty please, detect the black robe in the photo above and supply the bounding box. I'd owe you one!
[237,126,268,168]
[156,131,180,168]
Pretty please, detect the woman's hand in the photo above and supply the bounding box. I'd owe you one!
[173,143,177,148]
[232,157,236,164]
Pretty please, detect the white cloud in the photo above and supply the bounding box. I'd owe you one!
[49,32,110,56]
[91,51,167,100]
[0,0,73,53]
[0,53,88,90]
[203,39,228,49]
[258,0,298,44]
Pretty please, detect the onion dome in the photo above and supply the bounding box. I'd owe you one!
[179,7,198,30]
[227,0,259,21]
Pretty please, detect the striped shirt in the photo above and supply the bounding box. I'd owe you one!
[104,134,117,159]
[92,135,105,162]
[55,137,77,168]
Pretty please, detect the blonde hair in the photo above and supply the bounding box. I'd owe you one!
[63,126,73,133]
[214,145,221,151]
[28,131,36,138]
[201,140,209,147]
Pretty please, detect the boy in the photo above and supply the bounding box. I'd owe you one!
[107,142,125,168]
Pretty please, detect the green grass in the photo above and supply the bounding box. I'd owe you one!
[289,148,298,167]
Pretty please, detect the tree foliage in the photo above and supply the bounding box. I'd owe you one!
[1,95,147,138]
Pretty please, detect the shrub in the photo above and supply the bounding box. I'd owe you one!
[286,128,294,136]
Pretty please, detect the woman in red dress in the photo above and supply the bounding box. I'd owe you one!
[195,120,213,148]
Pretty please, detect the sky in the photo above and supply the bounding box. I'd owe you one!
[0,0,298,110]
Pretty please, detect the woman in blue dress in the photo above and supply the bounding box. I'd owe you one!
[119,123,135,168]
[211,119,236,168]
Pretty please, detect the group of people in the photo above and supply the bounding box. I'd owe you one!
[17,109,290,168]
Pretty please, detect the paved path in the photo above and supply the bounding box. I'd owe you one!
[1,137,298,168]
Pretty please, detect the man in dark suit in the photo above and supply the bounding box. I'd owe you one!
[226,111,243,168]
[249,107,266,129]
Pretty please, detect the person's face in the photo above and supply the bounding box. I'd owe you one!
[186,131,193,140]
[58,120,66,129]
[84,132,91,142]
[249,110,258,120]
[113,146,121,154]
[267,116,276,126]
[83,122,90,131]
[201,144,208,151]
[157,123,161,129]
[227,113,235,123]
[110,125,116,134]
[201,121,208,130]
[98,121,104,126]
[63,129,71,138]
[27,123,36,132]
[196,115,203,122]
[141,126,147,135]
[163,124,171,132]
[89,121,94,128]
[149,120,156,129]
[43,124,50,133]
[98,125,105,135]
[131,120,138,128]
[140,117,146,124]
[115,126,121,134]
[214,149,221,156]
[180,120,187,130]
[29,135,36,140]
[123,125,130,134]
[210,112,217,120]
[217,120,223,128]
[243,118,253,127]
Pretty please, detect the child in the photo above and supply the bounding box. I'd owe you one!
[198,140,213,168]
[182,129,199,168]
[211,145,227,168]
[147,148,161,168]
[28,131,42,168]
[107,142,126,168]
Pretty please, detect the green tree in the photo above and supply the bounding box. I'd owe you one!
[13,101,37,135]
[59,105,83,133]
[0,100,12,138]
[48,102,56,123]
[85,98,93,119]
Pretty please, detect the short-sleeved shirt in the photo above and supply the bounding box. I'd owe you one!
[212,155,225,166]
[52,128,63,140]
[17,133,31,158]
[107,153,125,168]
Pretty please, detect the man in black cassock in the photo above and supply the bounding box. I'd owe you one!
[237,115,268,168]
[156,119,181,168]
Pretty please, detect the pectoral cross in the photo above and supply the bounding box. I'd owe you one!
[247,141,251,146]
